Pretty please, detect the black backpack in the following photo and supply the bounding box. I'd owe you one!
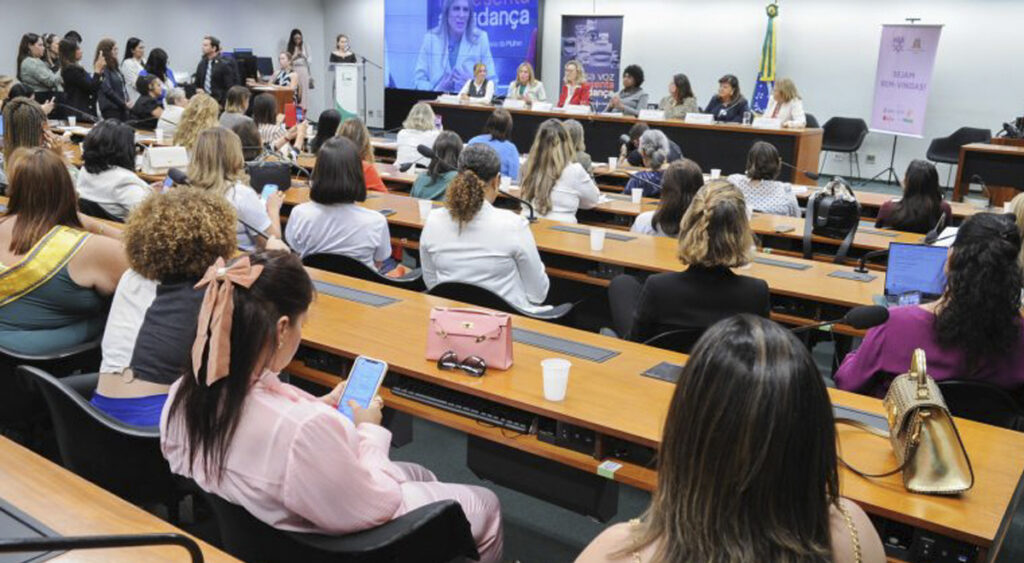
[802,177,861,263]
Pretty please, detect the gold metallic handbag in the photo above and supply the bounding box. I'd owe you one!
[838,349,974,495]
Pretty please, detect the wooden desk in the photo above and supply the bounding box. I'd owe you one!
[0,436,238,562]
[293,269,1024,557]
[428,101,823,186]
[954,143,1024,205]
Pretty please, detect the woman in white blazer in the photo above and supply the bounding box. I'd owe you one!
[519,119,601,224]
[413,0,495,92]
[506,62,546,104]
[763,78,807,128]
[420,143,551,313]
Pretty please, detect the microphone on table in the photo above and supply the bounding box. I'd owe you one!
[923,212,948,245]
[167,167,190,185]
[418,144,538,222]
[779,160,821,182]
[618,134,631,146]
[1000,121,1022,139]
[55,104,101,124]
[791,305,890,334]
[398,156,429,172]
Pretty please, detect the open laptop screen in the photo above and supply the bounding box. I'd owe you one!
[885,243,948,299]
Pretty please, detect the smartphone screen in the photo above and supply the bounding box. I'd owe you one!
[337,356,388,420]
[260,184,279,201]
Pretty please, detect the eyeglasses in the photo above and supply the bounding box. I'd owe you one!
[437,351,487,377]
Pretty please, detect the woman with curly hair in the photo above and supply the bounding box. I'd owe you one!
[419,143,550,313]
[92,187,237,426]
[173,92,220,153]
[836,212,1024,396]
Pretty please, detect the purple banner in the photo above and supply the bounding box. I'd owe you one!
[559,15,623,108]
[870,24,943,138]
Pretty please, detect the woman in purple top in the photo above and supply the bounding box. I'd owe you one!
[835,213,1024,397]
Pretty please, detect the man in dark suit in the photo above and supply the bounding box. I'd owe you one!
[194,35,238,105]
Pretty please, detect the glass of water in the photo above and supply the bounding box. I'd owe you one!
[742,111,753,125]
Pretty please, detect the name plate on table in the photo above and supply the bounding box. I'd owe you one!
[503,99,527,110]
[684,113,714,124]
[436,94,461,104]
[563,104,591,115]
[752,117,782,129]
[637,109,665,121]
[531,101,553,112]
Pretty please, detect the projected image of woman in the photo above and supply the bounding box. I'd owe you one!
[414,0,495,92]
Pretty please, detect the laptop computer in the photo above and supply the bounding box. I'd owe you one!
[883,242,949,305]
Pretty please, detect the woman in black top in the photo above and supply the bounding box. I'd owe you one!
[309,109,341,154]
[129,75,163,130]
[704,74,750,123]
[59,38,105,122]
[95,38,129,121]
[330,34,356,63]
[608,179,770,346]
[875,159,952,234]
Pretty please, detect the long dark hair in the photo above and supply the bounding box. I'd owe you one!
[310,109,341,154]
[58,38,79,70]
[935,213,1023,373]
[145,48,169,81]
[123,37,141,61]
[428,130,462,183]
[286,28,304,56]
[881,160,944,234]
[311,137,366,204]
[82,119,136,174]
[16,33,41,80]
[652,159,703,237]
[671,73,695,103]
[167,251,315,483]
[251,93,277,126]
[624,315,838,562]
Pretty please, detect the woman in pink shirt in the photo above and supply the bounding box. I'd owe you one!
[160,250,503,561]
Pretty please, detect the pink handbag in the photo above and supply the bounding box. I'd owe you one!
[426,307,514,370]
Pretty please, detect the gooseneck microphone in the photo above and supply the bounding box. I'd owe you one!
[790,305,890,334]
[779,159,821,182]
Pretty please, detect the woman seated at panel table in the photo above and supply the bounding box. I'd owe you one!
[631,159,703,238]
[874,160,952,235]
[556,59,590,108]
[410,131,462,201]
[703,74,749,123]
[607,180,770,343]
[836,213,1024,397]
[93,188,236,427]
[604,64,648,117]
[337,117,387,192]
[624,129,671,198]
[519,119,600,223]
[160,250,504,561]
[0,147,127,356]
[457,63,494,105]
[395,102,441,169]
[506,62,546,105]
[577,315,885,563]
[658,73,698,120]
[468,108,519,180]
[420,144,551,314]
[762,77,806,128]
[76,119,153,221]
[727,141,800,217]
[286,137,393,271]
[413,0,495,92]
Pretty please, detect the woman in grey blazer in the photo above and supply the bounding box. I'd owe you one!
[17,33,63,92]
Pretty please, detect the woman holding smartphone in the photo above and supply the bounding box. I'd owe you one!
[160,250,503,561]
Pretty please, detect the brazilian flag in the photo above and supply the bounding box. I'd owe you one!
[752,3,779,114]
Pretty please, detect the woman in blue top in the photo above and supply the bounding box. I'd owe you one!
[625,129,671,198]
[468,109,519,180]
[704,74,749,123]
[413,0,495,92]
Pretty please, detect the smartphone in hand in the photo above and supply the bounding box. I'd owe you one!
[337,356,388,420]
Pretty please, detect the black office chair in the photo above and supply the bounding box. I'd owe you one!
[0,339,101,431]
[926,127,992,188]
[643,328,705,355]
[805,113,820,129]
[78,198,124,223]
[820,117,869,178]
[201,490,479,563]
[302,253,425,292]
[17,366,185,518]
[937,380,1024,432]
[426,282,574,323]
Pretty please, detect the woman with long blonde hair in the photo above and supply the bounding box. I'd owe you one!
[519,119,599,223]
[173,93,220,153]
[764,77,807,128]
[556,59,589,108]
[506,61,545,104]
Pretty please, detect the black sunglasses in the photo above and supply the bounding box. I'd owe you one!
[437,351,487,377]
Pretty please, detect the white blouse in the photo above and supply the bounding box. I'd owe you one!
[458,78,495,103]
[395,129,441,168]
[764,97,807,128]
[531,162,601,224]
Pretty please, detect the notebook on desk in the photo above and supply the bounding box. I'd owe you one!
[883,243,948,306]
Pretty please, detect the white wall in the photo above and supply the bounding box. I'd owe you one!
[322,0,387,128]
[1,0,328,116]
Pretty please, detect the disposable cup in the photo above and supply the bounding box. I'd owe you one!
[541,358,571,401]
[608,157,618,170]
[67,116,77,127]
[710,168,721,179]
[589,228,606,251]
[417,199,433,221]
[631,188,643,204]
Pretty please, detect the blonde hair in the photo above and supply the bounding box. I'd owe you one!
[515,62,537,86]
[402,102,436,131]
[187,127,249,196]
[773,78,800,103]
[337,117,374,162]
[473,62,486,74]
[677,180,755,268]
[174,93,220,153]
[1010,192,1024,270]
[519,119,576,216]
[564,59,586,85]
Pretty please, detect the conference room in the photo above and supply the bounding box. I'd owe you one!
[1,0,1024,561]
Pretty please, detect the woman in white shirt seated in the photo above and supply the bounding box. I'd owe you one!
[519,119,600,223]
[458,62,494,104]
[157,88,187,136]
[506,62,545,105]
[727,141,800,217]
[395,102,440,169]
[76,119,152,220]
[286,137,392,270]
[187,127,284,251]
[420,143,551,313]
[763,77,806,128]
[631,159,703,238]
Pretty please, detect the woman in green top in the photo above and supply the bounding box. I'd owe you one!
[659,73,698,120]
[411,131,463,201]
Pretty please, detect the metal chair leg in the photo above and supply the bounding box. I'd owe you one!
[819,151,828,175]
[848,152,854,178]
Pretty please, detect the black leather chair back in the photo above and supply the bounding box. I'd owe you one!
[302,253,425,291]
[427,282,573,321]
[643,328,705,355]
[926,127,993,164]
[937,380,1024,432]
[805,113,820,129]
[78,198,124,223]
[822,117,869,153]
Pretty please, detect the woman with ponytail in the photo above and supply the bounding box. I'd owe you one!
[161,251,503,560]
[419,143,551,313]
[836,212,1024,396]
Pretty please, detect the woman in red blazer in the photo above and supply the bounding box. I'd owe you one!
[557,59,590,107]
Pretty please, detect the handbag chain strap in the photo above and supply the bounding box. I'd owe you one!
[834,416,923,478]
[837,502,863,563]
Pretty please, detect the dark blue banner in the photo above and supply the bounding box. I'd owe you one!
[559,15,623,108]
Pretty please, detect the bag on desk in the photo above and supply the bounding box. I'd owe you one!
[803,176,860,263]
[426,308,513,370]
[837,349,974,495]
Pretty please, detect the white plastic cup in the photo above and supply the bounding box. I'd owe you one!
[631,188,643,204]
[500,175,512,191]
[710,168,721,179]
[541,358,571,401]
[1004,201,1013,213]
[67,116,77,127]
[155,128,164,143]
[417,199,433,221]
[608,157,618,170]
[589,227,606,251]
